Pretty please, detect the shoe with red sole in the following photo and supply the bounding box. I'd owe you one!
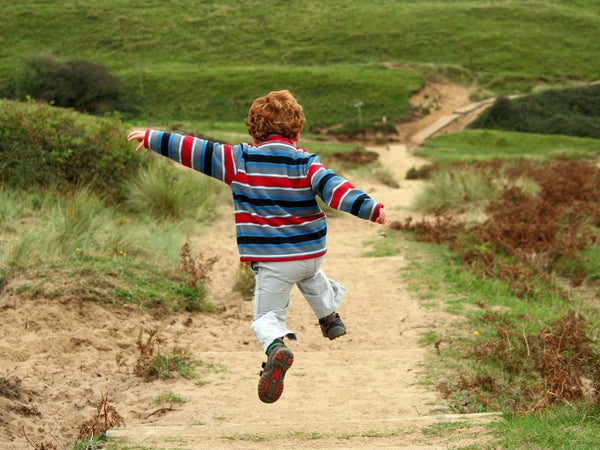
[258,344,294,403]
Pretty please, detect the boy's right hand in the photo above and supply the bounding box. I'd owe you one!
[375,208,387,225]
[127,130,146,152]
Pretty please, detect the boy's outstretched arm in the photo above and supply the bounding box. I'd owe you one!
[127,129,237,185]
[309,156,386,225]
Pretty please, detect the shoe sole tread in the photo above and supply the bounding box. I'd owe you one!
[258,347,294,403]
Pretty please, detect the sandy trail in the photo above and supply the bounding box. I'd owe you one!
[0,82,499,449]
[106,144,474,450]
[105,139,496,449]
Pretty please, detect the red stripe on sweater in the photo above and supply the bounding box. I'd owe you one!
[235,171,311,189]
[240,249,327,263]
[329,181,354,209]
[181,135,194,168]
[371,203,384,222]
[223,145,234,184]
[143,129,151,148]
[307,162,326,183]
[235,212,325,227]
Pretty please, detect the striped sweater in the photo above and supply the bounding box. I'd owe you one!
[143,130,384,262]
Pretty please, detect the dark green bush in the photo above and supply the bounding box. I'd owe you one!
[0,99,145,200]
[469,85,600,139]
[9,53,124,114]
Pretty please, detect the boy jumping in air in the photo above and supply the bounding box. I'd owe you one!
[127,90,386,403]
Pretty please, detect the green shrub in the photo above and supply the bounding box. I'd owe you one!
[135,330,199,381]
[0,99,145,200]
[469,85,600,139]
[9,53,124,114]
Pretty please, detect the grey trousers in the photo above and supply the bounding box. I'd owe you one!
[250,256,345,351]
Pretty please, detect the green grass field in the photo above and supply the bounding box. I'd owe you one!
[2,1,600,128]
[419,129,600,163]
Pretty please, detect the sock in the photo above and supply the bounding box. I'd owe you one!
[266,339,284,356]
[319,312,336,323]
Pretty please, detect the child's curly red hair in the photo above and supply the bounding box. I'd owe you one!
[245,90,305,143]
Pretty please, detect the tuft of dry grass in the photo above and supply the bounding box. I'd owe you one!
[233,262,255,301]
[134,328,166,381]
[77,392,125,442]
[180,239,219,288]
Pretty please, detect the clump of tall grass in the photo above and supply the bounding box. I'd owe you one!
[414,166,501,216]
[4,189,154,269]
[0,189,23,226]
[124,159,221,223]
[47,186,107,253]
[373,167,400,188]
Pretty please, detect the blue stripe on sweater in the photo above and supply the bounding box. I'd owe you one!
[238,240,326,251]
[231,189,314,202]
[317,171,336,199]
[212,144,219,178]
[168,133,176,160]
[239,223,327,239]
[244,161,300,170]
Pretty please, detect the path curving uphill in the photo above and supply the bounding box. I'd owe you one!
[106,84,501,449]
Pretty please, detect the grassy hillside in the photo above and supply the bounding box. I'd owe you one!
[119,65,423,129]
[3,2,600,447]
[2,0,599,127]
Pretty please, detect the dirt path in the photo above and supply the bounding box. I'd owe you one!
[104,83,499,448]
[0,83,499,449]
[106,143,494,449]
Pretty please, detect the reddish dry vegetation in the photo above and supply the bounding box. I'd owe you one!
[394,159,599,293]
[393,158,600,412]
[332,148,379,165]
[458,312,600,413]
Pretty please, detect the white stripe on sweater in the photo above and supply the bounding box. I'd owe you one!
[236,168,305,180]
[232,181,309,192]
[176,137,183,164]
